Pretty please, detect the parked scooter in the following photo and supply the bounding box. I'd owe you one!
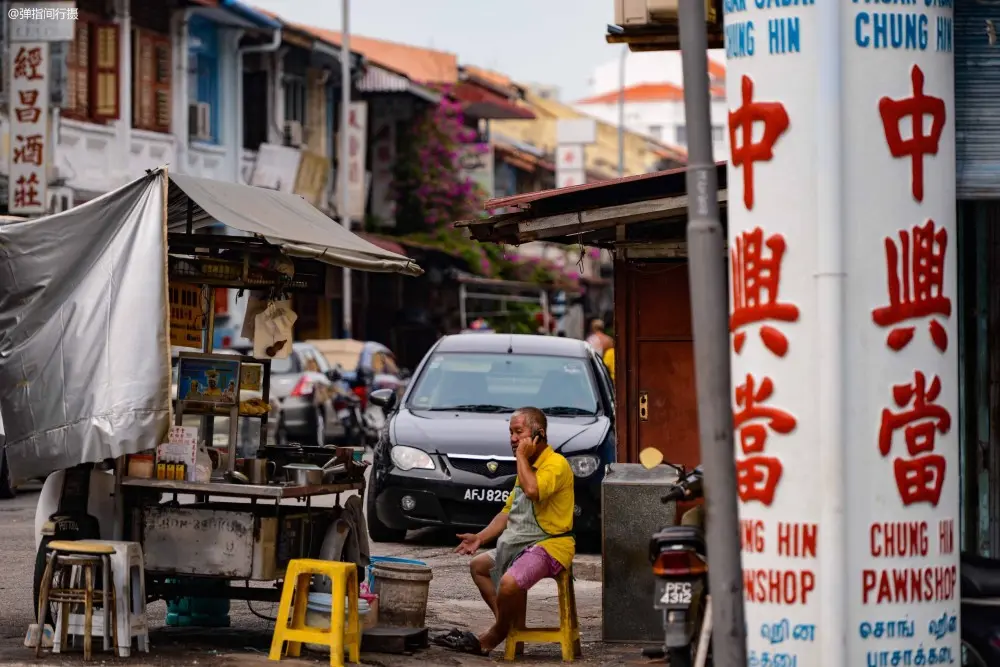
[960,553,1000,665]
[644,465,711,667]
[328,365,379,447]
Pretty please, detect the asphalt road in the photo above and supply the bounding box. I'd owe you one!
[0,486,640,666]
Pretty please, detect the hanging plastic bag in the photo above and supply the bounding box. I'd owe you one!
[253,299,297,359]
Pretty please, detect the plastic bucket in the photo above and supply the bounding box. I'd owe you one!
[372,562,433,629]
[366,556,426,591]
[304,593,370,653]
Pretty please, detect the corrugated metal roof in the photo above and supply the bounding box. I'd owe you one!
[358,65,441,103]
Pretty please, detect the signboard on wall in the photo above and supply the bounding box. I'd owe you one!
[169,283,204,347]
[249,143,302,194]
[459,143,494,199]
[8,41,50,215]
[369,118,397,227]
[335,101,368,220]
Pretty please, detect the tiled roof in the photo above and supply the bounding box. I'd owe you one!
[307,29,459,84]
[576,82,685,105]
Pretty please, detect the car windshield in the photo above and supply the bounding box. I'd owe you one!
[407,352,599,414]
[269,355,296,374]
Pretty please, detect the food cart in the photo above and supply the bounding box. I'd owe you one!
[0,168,422,607]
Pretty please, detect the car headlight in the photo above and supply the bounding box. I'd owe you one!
[390,445,436,471]
[567,454,600,478]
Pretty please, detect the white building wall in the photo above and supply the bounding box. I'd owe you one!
[590,49,726,97]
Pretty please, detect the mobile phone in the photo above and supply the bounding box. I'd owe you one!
[532,428,545,442]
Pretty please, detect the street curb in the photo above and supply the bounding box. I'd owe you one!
[573,557,602,582]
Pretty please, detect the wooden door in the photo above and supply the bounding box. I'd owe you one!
[615,259,700,467]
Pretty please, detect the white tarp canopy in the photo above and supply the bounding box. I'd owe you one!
[0,170,420,479]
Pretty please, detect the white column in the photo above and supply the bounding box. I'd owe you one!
[267,49,286,145]
[221,29,244,183]
[114,0,131,185]
[170,9,189,173]
[724,4,957,666]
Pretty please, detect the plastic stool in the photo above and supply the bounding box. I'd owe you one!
[75,541,149,657]
[504,568,581,662]
[37,541,118,661]
[269,559,361,667]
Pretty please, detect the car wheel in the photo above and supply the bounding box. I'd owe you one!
[313,409,327,447]
[365,473,406,543]
[0,453,15,500]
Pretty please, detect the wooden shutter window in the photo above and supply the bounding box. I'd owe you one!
[91,22,119,120]
[133,30,171,133]
[66,19,91,120]
[153,39,171,132]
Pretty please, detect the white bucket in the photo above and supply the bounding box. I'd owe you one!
[303,593,370,653]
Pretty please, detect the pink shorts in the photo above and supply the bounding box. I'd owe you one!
[490,546,564,590]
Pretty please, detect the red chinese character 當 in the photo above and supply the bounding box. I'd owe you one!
[733,373,797,506]
[13,173,42,209]
[878,371,950,507]
[879,65,946,203]
[13,134,44,166]
[730,228,800,357]
[871,219,951,352]
[15,90,41,124]
[728,75,790,211]
[13,46,44,81]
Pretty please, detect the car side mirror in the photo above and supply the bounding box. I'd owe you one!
[399,368,411,380]
[325,368,342,382]
[369,388,397,411]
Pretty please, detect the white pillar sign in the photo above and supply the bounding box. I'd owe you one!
[725,3,957,666]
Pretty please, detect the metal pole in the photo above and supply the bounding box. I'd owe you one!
[339,0,353,338]
[617,46,627,177]
[677,1,747,664]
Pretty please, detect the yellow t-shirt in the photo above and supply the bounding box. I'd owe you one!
[603,347,615,381]
[501,447,576,568]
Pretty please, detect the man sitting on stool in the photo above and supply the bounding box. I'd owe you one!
[434,406,575,655]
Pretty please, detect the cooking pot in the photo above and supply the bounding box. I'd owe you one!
[282,463,323,486]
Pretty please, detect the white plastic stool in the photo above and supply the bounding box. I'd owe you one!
[56,541,149,657]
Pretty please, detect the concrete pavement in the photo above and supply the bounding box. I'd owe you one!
[0,488,648,666]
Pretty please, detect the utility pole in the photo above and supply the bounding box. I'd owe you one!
[617,46,627,177]
[339,0,353,338]
[677,0,747,664]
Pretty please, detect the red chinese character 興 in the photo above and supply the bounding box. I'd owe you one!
[15,90,41,124]
[879,65,946,203]
[733,373,797,506]
[13,46,44,81]
[13,134,44,166]
[871,219,951,352]
[730,228,800,357]
[878,371,950,507]
[728,75,790,211]
[13,172,42,209]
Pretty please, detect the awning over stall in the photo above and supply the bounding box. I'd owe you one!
[168,173,423,276]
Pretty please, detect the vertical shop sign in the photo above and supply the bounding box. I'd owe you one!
[346,101,368,219]
[8,42,49,215]
[724,0,957,664]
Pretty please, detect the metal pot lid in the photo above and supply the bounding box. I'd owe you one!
[283,463,322,470]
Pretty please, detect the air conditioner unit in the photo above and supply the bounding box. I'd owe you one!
[188,102,211,141]
[615,0,678,25]
[284,120,304,147]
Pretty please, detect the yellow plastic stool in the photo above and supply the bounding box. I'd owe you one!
[268,559,361,667]
[504,568,581,662]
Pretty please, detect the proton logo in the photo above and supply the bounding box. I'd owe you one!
[486,460,499,474]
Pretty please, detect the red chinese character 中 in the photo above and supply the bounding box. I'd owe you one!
[879,65,946,203]
[15,90,41,124]
[13,172,42,209]
[13,134,44,166]
[730,228,800,357]
[728,75,790,211]
[733,374,797,506]
[13,46,44,81]
[871,219,951,352]
[878,371,950,507]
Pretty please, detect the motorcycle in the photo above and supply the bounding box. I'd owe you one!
[645,464,712,667]
[328,365,379,447]
[960,553,1000,665]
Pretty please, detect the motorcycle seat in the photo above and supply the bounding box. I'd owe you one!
[962,553,1000,599]
[650,525,706,557]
